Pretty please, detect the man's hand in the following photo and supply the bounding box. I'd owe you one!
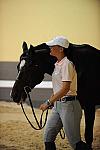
[39,103,49,111]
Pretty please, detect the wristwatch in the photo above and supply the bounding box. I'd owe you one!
[45,99,52,106]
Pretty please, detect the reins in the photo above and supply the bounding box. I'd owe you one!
[21,86,48,130]
[21,86,65,138]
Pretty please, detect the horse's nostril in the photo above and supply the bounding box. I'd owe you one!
[10,90,17,100]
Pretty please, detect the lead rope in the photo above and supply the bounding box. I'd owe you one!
[21,86,65,138]
[21,86,48,130]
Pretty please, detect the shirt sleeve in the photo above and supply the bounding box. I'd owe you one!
[61,60,75,81]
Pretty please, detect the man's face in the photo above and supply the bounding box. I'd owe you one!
[50,45,63,57]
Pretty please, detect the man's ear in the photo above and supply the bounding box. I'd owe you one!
[59,47,64,52]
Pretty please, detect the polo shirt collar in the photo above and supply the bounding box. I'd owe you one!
[55,56,67,66]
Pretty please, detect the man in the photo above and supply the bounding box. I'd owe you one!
[40,36,89,150]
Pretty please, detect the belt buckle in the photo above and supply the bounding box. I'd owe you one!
[61,97,66,102]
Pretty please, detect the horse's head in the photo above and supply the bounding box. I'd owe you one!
[10,42,56,103]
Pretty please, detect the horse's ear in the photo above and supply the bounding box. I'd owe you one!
[29,44,35,55]
[22,41,28,53]
[30,44,34,49]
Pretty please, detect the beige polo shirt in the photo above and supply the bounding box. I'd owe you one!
[52,57,77,96]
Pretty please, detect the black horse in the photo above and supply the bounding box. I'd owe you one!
[11,42,56,103]
[11,41,100,148]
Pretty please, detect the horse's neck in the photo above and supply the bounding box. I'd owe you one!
[46,66,54,76]
[44,56,56,76]
[44,61,55,76]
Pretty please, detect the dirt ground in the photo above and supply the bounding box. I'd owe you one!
[0,101,100,150]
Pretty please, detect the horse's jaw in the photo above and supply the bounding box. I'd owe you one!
[10,87,27,104]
